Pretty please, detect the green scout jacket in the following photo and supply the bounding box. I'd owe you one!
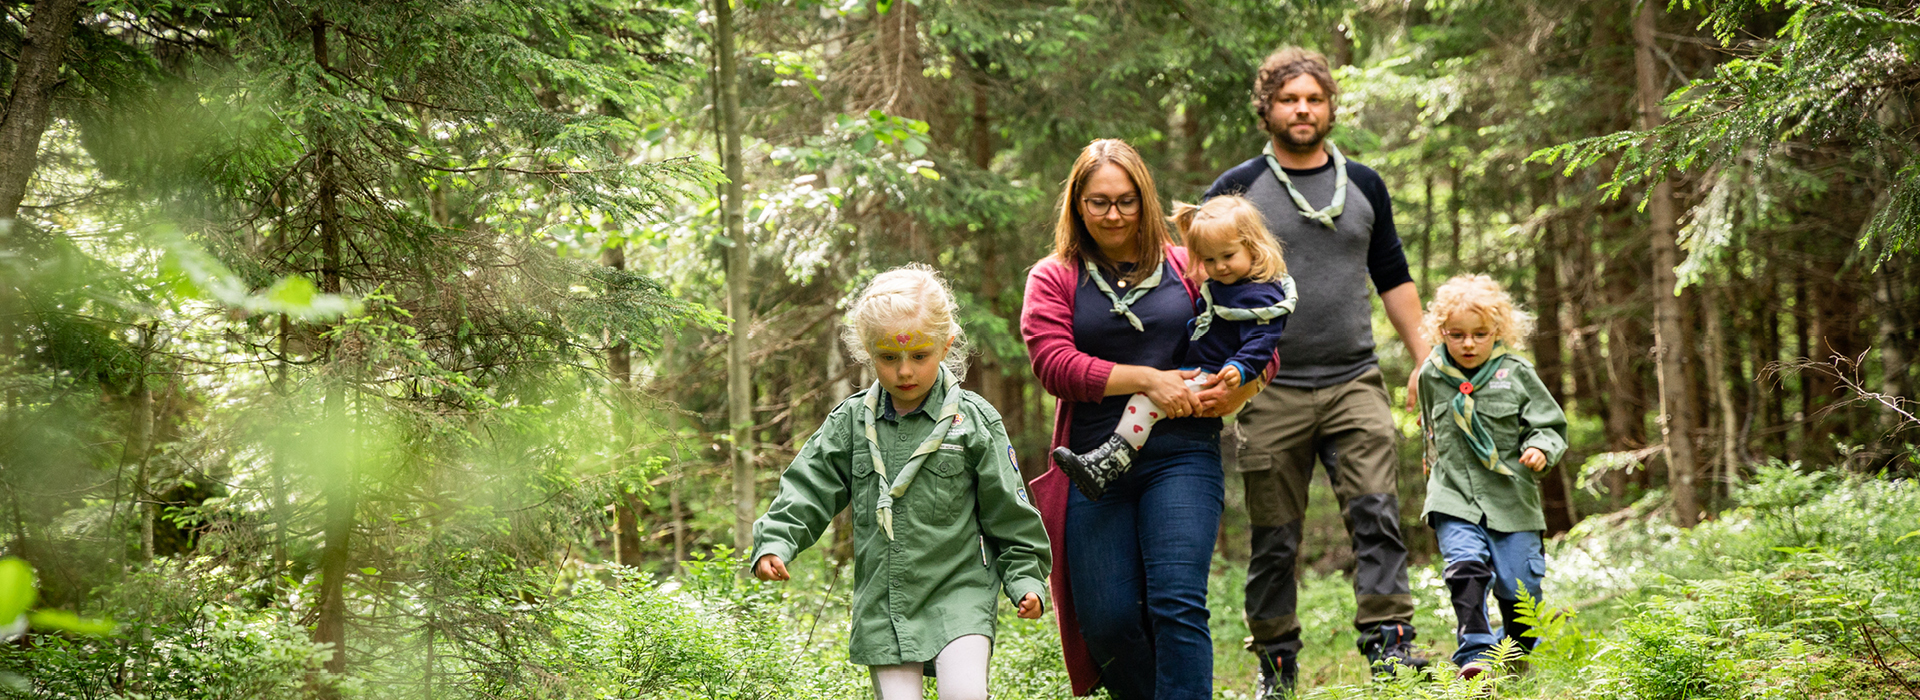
[1418,354,1569,533]
[748,380,1052,666]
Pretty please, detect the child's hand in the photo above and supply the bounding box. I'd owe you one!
[1016,592,1044,619]
[754,554,790,581]
[1520,447,1547,472]
[1217,365,1242,389]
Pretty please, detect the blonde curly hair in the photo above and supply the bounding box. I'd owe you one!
[841,263,970,379]
[1420,274,1533,350]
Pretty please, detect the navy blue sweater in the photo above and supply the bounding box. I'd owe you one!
[1184,278,1290,382]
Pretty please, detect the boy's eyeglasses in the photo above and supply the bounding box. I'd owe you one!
[1442,331,1495,342]
[1082,196,1141,217]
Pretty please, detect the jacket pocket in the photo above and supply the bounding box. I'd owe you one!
[919,451,970,521]
[1477,399,1524,464]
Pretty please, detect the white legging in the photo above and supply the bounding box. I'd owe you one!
[869,634,992,700]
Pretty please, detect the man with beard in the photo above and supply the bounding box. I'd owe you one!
[1204,47,1431,697]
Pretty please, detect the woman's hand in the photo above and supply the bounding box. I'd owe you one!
[1016,593,1044,619]
[1196,378,1261,417]
[1138,367,1202,418]
[753,554,790,581]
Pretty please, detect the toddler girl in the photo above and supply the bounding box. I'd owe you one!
[1415,274,1567,678]
[1050,195,1296,500]
[750,264,1051,700]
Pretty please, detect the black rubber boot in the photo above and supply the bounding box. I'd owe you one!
[1050,432,1138,500]
[1254,644,1298,699]
[1498,597,1537,654]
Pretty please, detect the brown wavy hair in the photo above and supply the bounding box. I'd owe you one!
[1049,139,1172,286]
[1252,47,1339,134]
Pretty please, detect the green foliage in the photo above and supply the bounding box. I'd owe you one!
[1532,0,1920,265]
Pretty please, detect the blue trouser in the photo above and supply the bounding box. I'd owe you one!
[1430,513,1545,666]
[1066,431,1223,700]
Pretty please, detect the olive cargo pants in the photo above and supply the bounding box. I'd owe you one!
[1234,367,1416,656]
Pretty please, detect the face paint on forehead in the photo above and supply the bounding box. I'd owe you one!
[871,329,939,354]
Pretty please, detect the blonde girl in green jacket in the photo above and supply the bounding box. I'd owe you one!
[750,264,1052,700]
[1415,274,1567,678]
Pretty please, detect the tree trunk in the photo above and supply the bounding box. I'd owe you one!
[1448,166,1463,270]
[1636,0,1699,526]
[1876,266,1912,435]
[0,0,84,219]
[312,151,353,682]
[602,242,642,566]
[1792,270,1809,463]
[1705,284,1741,505]
[1421,173,1434,289]
[715,0,754,551]
[1531,177,1575,534]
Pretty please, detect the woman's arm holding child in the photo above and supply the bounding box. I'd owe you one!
[750,403,858,580]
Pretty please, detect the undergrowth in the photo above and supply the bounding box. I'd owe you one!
[4,463,1917,699]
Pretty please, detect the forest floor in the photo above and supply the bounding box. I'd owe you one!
[760,463,1920,700]
[6,464,1918,700]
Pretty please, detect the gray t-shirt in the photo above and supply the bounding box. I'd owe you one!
[1204,152,1413,389]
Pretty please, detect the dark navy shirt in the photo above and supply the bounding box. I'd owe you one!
[1184,278,1290,380]
[1068,261,1221,452]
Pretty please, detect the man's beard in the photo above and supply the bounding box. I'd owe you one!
[1271,119,1330,154]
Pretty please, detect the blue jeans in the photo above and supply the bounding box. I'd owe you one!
[1430,513,1545,666]
[1065,431,1223,700]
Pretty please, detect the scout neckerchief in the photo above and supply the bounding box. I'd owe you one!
[1425,344,1516,476]
[862,365,964,540]
[1263,140,1348,229]
[1084,258,1164,332]
[1190,274,1299,340]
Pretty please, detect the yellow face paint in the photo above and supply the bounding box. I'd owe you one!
[871,329,937,355]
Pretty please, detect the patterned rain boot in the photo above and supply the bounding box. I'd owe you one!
[1049,433,1138,500]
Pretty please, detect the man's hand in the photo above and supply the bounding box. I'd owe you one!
[1196,378,1261,417]
[1520,447,1548,472]
[1379,282,1429,413]
[754,554,790,581]
[1016,592,1044,619]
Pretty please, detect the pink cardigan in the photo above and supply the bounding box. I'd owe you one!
[1019,246,1277,695]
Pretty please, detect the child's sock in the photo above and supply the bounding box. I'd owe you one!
[1112,373,1215,450]
[1114,393,1164,450]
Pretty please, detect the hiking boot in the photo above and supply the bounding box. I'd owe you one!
[1254,646,1298,699]
[1359,622,1429,677]
[1050,433,1137,501]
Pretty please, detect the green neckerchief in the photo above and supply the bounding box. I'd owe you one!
[1426,344,1516,476]
[1083,258,1164,332]
[862,366,965,540]
[1190,274,1299,341]
[1262,140,1348,229]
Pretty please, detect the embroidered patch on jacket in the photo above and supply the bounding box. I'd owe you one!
[1016,486,1030,504]
[939,443,966,452]
[1496,368,1511,379]
[1007,445,1019,471]
[1488,380,1514,390]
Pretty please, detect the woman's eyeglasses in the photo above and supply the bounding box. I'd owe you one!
[1082,196,1141,217]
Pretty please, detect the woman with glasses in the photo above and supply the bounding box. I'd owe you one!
[1020,139,1272,699]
